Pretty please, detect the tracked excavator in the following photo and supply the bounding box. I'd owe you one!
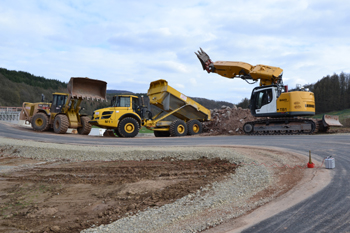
[195,48,342,135]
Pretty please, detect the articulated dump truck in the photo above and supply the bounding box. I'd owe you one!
[20,77,107,135]
[89,79,211,137]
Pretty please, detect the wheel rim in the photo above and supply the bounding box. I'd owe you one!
[177,125,185,134]
[35,118,43,126]
[125,123,135,133]
[192,124,199,133]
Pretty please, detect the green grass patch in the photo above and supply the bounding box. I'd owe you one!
[139,127,153,134]
[314,109,350,119]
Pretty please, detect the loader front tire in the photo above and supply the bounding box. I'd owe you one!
[53,115,69,134]
[78,116,92,135]
[31,113,50,132]
[187,120,202,135]
[170,120,187,137]
[118,117,139,137]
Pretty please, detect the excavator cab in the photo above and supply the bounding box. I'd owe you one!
[250,86,278,117]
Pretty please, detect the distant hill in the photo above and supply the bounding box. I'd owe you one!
[0,68,67,107]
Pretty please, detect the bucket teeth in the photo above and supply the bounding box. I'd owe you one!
[195,48,214,73]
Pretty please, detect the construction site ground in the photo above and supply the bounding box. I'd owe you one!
[0,137,331,233]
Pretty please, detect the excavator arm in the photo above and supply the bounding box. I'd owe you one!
[195,48,284,86]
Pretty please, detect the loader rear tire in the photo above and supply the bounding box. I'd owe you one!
[170,120,187,137]
[31,113,50,132]
[187,120,202,135]
[78,116,92,135]
[53,115,69,134]
[118,117,139,137]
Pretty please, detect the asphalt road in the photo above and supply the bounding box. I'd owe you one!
[1,121,350,232]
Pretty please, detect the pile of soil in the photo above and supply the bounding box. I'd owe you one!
[203,105,257,135]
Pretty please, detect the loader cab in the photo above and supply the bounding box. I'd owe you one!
[250,86,278,117]
[50,93,69,113]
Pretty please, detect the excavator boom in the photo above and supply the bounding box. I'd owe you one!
[195,48,283,86]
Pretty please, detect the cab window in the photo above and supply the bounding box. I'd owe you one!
[117,97,130,107]
[254,89,272,109]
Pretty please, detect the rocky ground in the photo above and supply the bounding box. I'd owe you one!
[203,106,257,135]
[0,138,308,233]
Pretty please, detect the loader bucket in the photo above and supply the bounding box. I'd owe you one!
[67,77,107,101]
[322,115,343,127]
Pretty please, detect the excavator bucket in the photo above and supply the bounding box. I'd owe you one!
[67,77,107,101]
[322,115,343,127]
[195,48,215,73]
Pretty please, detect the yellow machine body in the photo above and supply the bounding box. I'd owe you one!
[90,79,211,137]
[276,91,315,115]
[195,47,342,134]
[20,78,107,134]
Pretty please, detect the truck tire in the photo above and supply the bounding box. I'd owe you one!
[170,120,187,137]
[113,128,122,137]
[53,115,69,134]
[187,120,202,135]
[118,117,139,137]
[154,130,170,137]
[31,112,50,132]
[78,116,92,135]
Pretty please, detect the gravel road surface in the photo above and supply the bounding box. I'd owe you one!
[1,121,350,232]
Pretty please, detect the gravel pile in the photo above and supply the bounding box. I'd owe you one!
[0,137,278,233]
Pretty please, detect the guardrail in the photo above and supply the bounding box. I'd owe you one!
[0,106,22,122]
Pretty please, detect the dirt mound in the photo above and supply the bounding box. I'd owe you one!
[203,105,257,135]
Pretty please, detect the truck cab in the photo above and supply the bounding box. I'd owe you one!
[90,95,143,137]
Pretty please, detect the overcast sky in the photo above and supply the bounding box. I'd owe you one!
[1,0,349,104]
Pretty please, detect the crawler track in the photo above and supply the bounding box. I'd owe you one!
[243,117,319,135]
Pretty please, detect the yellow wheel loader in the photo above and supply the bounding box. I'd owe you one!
[89,79,211,137]
[195,48,342,134]
[20,77,107,134]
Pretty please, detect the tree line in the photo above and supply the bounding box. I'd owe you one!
[307,72,350,114]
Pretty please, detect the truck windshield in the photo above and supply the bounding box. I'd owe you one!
[117,97,130,107]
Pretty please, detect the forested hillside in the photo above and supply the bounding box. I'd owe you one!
[307,72,350,114]
[0,69,66,107]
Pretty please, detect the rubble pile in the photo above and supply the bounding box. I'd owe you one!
[203,105,257,135]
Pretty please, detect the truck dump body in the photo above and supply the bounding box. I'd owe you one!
[147,79,211,122]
